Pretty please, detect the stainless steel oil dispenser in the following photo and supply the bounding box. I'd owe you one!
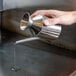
[16,12,62,44]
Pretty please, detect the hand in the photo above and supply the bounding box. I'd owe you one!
[31,10,76,26]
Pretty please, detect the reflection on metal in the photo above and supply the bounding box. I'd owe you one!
[15,37,40,44]
[17,12,62,44]
[0,66,4,76]
[11,66,21,72]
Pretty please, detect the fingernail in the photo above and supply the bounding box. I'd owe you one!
[44,20,49,26]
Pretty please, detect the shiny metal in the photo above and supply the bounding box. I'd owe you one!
[20,12,31,30]
[18,12,62,44]
[20,12,62,38]
[15,37,40,44]
[38,25,62,39]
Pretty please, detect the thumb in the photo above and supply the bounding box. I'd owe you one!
[43,18,59,26]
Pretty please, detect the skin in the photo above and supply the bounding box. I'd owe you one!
[31,10,76,26]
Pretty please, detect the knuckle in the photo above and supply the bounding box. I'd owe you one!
[35,10,41,13]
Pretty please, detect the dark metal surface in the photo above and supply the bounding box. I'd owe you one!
[0,0,3,11]
[0,29,76,76]
[0,13,1,44]
[0,12,3,44]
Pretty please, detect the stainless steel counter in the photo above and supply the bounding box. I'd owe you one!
[0,29,76,76]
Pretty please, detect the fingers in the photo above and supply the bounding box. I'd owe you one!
[43,18,60,25]
[43,17,73,26]
[31,10,44,17]
[31,10,74,26]
[31,10,64,18]
[31,10,52,18]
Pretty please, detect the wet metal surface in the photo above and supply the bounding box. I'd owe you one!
[0,29,76,76]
